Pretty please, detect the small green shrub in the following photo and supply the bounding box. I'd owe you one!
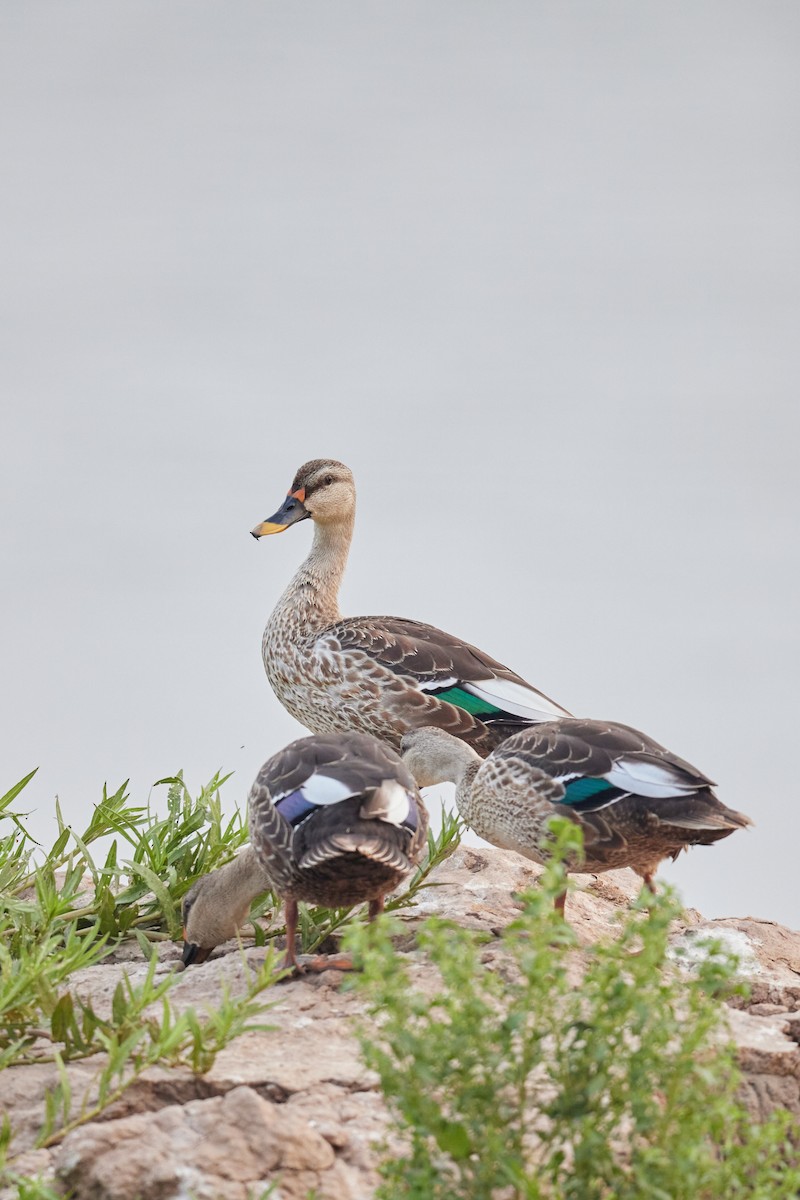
[33,948,280,1149]
[0,768,258,1071]
[0,765,463,1167]
[0,769,252,945]
[350,821,800,1200]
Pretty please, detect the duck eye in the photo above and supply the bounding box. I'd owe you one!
[324,475,334,486]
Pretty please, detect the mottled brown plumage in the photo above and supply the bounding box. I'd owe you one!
[252,459,569,755]
[183,731,428,970]
[401,722,751,912]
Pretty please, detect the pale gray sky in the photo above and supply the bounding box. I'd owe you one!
[2,3,798,925]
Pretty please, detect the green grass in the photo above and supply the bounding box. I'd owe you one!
[11,768,795,1198]
[349,819,800,1200]
[0,764,462,1183]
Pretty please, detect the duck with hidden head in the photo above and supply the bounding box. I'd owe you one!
[181,730,428,971]
[400,721,751,915]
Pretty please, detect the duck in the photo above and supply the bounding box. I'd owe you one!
[251,458,570,755]
[181,730,428,970]
[400,722,751,913]
[180,846,270,967]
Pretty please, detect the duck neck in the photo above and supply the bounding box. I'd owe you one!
[275,513,355,630]
[454,760,482,824]
[216,846,270,913]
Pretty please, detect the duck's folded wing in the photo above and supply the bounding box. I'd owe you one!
[327,616,570,724]
[249,732,428,883]
[261,730,409,793]
[498,719,717,811]
[257,731,421,830]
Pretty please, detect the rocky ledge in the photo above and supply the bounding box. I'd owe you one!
[3,847,799,1199]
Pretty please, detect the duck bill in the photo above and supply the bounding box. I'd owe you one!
[251,489,309,538]
[181,940,212,967]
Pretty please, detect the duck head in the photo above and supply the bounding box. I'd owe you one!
[251,459,355,537]
[400,726,481,788]
[180,848,268,967]
[181,875,242,967]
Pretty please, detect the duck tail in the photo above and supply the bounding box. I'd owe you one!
[298,834,411,873]
[657,792,753,833]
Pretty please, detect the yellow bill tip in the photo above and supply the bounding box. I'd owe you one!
[251,521,288,538]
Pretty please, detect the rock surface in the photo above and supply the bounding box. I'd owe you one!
[2,846,799,1198]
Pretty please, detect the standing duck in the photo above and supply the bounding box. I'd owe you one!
[182,731,428,970]
[251,459,569,755]
[400,722,751,913]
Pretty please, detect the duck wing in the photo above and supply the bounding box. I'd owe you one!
[500,719,714,801]
[248,732,428,879]
[321,615,570,744]
[492,720,749,854]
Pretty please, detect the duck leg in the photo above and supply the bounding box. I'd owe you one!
[281,899,338,974]
[281,899,301,971]
[639,872,659,917]
[295,893,388,975]
[282,898,339,974]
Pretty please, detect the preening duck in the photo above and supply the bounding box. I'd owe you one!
[251,459,569,754]
[401,722,751,913]
[182,731,428,970]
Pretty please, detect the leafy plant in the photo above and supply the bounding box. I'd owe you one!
[35,947,281,1148]
[0,1117,67,1197]
[0,770,251,945]
[112,771,249,937]
[0,916,111,1067]
[0,768,259,1069]
[350,820,800,1200]
[0,763,462,1187]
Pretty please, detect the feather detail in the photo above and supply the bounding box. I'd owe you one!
[298,834,412,872]
[272,789,317,827]
[417,676,459,692]
[359,779,416,829]
[559,779,630,812]
[463,678,570,722]
[652,808,752,832]
[273,774,358,827]
[604,757,710,799]
[401,722,751,914]
[277,774,355,806]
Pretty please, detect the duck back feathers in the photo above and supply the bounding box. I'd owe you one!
[268,612,569,754]
[248,731,428,908]
[476,719,750,873]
